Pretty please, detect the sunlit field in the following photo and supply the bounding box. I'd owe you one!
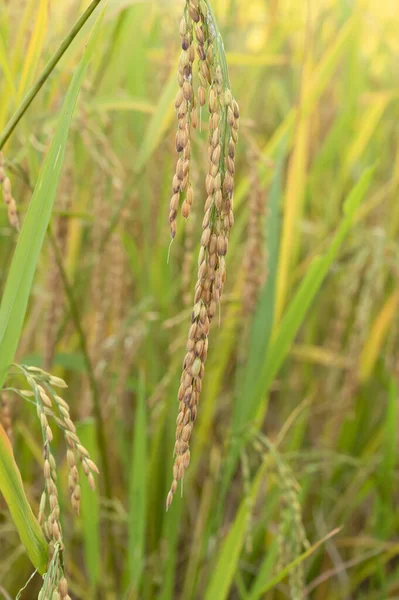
[0,1,399,598]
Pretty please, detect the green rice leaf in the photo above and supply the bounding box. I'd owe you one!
[0,423,48,573]
[126,370,147,592]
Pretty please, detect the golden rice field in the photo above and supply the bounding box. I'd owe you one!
[0,0,399,598]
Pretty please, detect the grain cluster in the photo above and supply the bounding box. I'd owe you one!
[167,0,239,509]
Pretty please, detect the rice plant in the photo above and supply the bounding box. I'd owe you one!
[0,1,398,599]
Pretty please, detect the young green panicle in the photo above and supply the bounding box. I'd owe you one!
[255,434,309,600]
[276,461,309,600]
[167,0,239,510]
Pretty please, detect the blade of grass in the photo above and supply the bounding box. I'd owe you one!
[181,461,217,600]
[342,96,388,179]
[252,528,341,598]
[274,37,312,325]
[246,540,279,600]
[358,289,399,383]
[233,138,285,429]
[10,0,37,73]
[157,398,184,600]
[0,0,36,128]
[0,423,47,574]
[374,378,397,539]
[234,12,357,208]
[221,166,374,511]
[204,462,267,600]
[126,370,147,594]
[260,166,374,413]
[0,34,16,98]
[77,419,101,588]
[212,141,284,527]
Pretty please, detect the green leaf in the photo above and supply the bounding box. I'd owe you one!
[0,8,105,389]
[246,541,279,600]
[374,377,398,538]
[250,528,341,598]
[0,423,48,573]
[220,166,374,513]
[126,370,147,593]
[233,137,285,429]
[77,419,101,587]
[204,463,267,600]
[215,141,284,522]
[158,400,184,600]
[260,165,375,408]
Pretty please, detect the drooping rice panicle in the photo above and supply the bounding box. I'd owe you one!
[167,0,239,509]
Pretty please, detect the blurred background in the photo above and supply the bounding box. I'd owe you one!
[1,0,399,598]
